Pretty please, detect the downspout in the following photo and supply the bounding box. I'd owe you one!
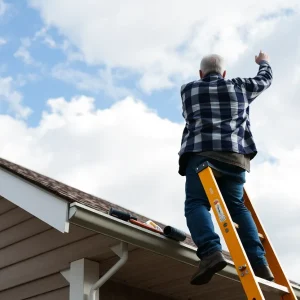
[89,242,128,300]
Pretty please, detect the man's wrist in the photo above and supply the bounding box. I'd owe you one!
[258,60,270,65]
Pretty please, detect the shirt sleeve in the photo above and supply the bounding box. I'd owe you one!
[180,84,188,119]
[232,60,273,103]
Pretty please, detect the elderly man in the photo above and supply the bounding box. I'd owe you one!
[178,51,273,285]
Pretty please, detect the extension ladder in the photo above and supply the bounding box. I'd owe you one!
[196,161,297,300]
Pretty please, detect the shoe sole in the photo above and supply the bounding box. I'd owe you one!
[190,260,228,285]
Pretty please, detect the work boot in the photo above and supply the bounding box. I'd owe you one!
[190,251,227,285]
[253,265,274,281]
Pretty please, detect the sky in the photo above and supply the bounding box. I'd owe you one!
[0,0,300,283]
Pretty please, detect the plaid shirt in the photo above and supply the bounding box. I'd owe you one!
[178,61,273,176]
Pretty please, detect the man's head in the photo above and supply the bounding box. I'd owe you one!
[199,54,226,79]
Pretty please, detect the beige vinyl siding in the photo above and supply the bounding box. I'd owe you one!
[0,206,33,231]
[23,287,69,300]
[0,196,16,213]
[0,217,51,249]
[0,274,68,300]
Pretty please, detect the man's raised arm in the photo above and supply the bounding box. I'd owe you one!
[232,51,273,103]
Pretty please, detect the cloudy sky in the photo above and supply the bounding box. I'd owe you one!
[0,0,299,282]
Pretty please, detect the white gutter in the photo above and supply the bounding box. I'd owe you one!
[69,202,300,298]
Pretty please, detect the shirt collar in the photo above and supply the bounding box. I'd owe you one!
[202,72,223,81]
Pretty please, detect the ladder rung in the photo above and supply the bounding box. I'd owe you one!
[233,222,265,240]
[257,277,289,296]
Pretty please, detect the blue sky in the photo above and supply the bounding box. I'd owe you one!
[0,2,74,124]
[0,0,300,281]
[0,0,183,127]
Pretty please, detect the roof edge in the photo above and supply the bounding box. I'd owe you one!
[0,157,223,259]
[68,202,300,297]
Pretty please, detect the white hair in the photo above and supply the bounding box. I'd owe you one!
[200,54,225,76]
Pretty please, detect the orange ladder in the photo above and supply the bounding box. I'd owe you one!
[196,161,297,300]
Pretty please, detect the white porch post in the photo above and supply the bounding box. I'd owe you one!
[61,258,100,300]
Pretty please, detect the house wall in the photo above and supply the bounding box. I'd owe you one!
[0,197,173,300]
[101,280,174,300]
[0,196,71,299]
[0,196,297,300]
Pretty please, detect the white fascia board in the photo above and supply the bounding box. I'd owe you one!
[0,167,69,233]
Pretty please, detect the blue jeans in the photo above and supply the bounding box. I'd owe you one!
[184,155,267,268]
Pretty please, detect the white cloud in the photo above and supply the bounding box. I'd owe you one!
[52,63,132,99]
[41,35,56,49]
[16,73,40,87]
[0,0,7,16]
[0,38,6,46]
[14,38,35,65]
[14,26,84,79]
[34,27,84,62]
[29,0,300,92]
[60,40,84,62]
[0,77,32,118]
[235,16,300,155]
[35,26,66,51]
[14,36,46,69]
[246,153,300,281]
[0,95,299,282]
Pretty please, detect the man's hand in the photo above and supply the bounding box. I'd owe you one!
[255,50,269,64]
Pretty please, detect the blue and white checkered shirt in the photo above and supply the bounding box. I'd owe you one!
[178,61,273,176]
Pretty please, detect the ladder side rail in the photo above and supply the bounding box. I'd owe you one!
[243,188,298,300]
[198,166,265,300]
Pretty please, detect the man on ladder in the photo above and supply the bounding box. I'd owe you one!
[178,52,298,299]
[178,51,273,285]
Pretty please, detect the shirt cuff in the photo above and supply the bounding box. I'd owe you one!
[259,60,270,65]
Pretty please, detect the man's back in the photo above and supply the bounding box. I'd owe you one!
[178,59,272,176]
